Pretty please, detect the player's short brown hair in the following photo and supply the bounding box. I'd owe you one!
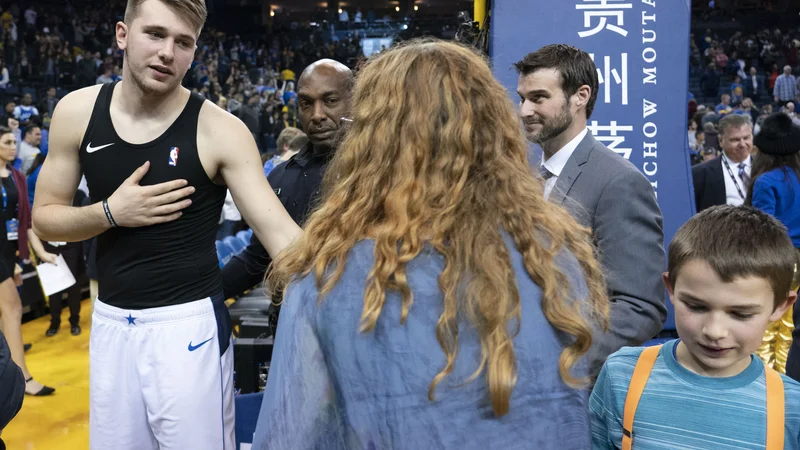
[125,0,207,35]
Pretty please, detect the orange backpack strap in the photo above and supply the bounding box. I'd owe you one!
[621,345,662,450]
[765,366,785,450]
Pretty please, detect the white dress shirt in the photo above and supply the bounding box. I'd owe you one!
[540,128,588,199]
[721,152,751,206]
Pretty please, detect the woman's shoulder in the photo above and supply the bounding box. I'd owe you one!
[760,167,800,182]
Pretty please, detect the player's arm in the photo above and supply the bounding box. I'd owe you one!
[33,89,196,242]
[205,106,301,258]
[32,88,111,242]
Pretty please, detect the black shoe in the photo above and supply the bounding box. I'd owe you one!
[23,343,32,353]
[24,378,55,396]
[46,325,59,337]
[71,325,81,336]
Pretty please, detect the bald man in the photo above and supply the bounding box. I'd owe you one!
[222,59,354,298]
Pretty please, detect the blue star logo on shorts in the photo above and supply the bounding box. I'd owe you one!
[126,314,137,325]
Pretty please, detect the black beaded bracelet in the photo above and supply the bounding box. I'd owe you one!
[102,199,118,228]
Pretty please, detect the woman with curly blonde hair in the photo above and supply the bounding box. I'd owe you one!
[251,39,609,450]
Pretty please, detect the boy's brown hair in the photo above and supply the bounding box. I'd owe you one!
[125,0,207,35]
[668,205,797,309]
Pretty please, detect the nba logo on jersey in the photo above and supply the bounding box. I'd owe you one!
[169,147,179,166]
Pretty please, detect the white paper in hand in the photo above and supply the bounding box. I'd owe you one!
[35,254,76,296]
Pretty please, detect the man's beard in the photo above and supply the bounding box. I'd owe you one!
[524,98,573,145]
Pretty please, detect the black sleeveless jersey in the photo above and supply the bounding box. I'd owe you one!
[80,81,226,309]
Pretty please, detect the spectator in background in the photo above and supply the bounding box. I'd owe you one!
[95,65,114,84]
[774,65,797,107]
[17,125,40,175]
[0,59,9,90]
[42,189,88,337]
[0,101,14,125]
[783,102,800,125]
[701,63,720,101]
[6,118,20,154]
[280,105,296,128]
[13,94,38,128]
[56,48,75,87]
[768,63,780,91]
[693,114,754,212]
[76,50,96,87]
[37,87,59,119]
[716,93,733,117]
[282,80,296,104]
[263,128,306,178]
[16,49,32,81]
[695,129,706,152]
[688,119,698,150]
[735,97,760,123]
[280,67,295,83]
[237,93,261,148]
[730,75,743,105]
[745,66,765,102]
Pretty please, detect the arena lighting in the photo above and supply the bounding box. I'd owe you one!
[395,6,400,12]
[414,5,419,10]
[402,24,408,29]
[338,8,343,13]
[270,10,275,16]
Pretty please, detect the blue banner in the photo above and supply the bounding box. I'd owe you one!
[490,0,695,330]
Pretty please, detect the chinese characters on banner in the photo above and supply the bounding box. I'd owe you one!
[576,0,653,188]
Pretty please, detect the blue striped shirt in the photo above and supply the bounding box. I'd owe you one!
[590,339,800,449]
[773,74,797,102]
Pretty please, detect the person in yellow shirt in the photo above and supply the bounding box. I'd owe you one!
[281,68,295,82]
[1,11,13,31]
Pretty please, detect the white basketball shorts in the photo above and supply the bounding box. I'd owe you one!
[90,294,235,450]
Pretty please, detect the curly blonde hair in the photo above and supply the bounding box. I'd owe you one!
[269,39,608,416]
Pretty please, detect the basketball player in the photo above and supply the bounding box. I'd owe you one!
[31,0,300,449]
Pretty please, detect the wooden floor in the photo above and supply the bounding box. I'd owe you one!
[3,299,92,449]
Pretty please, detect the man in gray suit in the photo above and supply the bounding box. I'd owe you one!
[515,44,666,376]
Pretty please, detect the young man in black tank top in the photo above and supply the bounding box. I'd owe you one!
[30,1,301,449]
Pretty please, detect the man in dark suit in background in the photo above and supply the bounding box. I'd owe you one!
[744,67,765,102]
[692,114,753,213]
[515,45,666,376]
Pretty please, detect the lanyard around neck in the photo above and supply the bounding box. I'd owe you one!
[721,154,746,200]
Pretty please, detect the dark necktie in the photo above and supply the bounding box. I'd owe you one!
[539,165,554,181]
[738,162,750,187]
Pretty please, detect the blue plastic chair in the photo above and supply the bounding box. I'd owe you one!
[224,235,246,256]
[216,240,234,268]
[236,229,251,246]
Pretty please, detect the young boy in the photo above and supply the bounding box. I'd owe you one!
[590,205,800,449]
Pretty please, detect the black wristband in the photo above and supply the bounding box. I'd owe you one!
[102,199,118,228]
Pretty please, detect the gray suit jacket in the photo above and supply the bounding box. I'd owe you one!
[548,132,666,376]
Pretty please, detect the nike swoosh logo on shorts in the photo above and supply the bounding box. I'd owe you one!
[188,338,214,352]
[86,142,114,153]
